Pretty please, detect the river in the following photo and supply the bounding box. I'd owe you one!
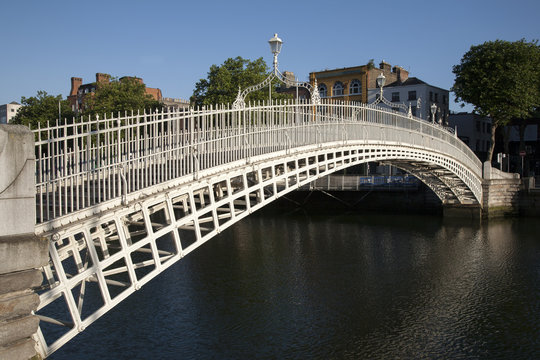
[51,210,540,359]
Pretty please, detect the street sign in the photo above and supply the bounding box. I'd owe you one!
[520,151,526,156]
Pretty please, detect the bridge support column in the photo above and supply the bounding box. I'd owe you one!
[0,125,48,360]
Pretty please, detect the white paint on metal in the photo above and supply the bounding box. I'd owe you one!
[32,100,483,357]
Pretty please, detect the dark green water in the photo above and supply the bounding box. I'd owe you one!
[53,212,540,359]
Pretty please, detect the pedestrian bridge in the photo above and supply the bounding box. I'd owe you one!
[31,100,483,357]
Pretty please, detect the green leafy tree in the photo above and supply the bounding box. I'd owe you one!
[11,91,75,128]
[82,76,162,117]
[191,56,291,107]
[451,39,540,162]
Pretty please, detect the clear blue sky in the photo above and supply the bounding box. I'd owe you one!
[2,0,539,112]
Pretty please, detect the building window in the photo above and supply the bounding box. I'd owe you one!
[442,95,447,104]
[408,91,416,100]
[434,93,438,103]
[429,91,433,101]
[333,81,344,96]
[318,83,327,98]
[476,120,481,132]
[391,92,400,102]
[350,79,361,94]
[476,140,480,151]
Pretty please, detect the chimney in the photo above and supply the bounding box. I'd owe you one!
[120,76,144,84]
[282,71,296,85]
[392,66,409,83]
[379,61,391,72]
[70,77,82,96]
[96,73,110,83]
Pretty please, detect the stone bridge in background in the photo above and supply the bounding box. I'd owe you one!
[0,100,520,359]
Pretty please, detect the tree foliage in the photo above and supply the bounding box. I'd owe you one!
[82,76,161,117]
[191,56,291,108]
[451,39,540,161]
[11,91,75,128]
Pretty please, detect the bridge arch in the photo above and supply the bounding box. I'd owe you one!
[32,100,483,357]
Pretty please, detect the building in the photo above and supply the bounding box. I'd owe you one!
[310,61,449,123]
[497,118,540,176]
[275,71,312,100]
[0,102,22,124]
[448,113,540,176]
[368,77,449,123]
[162,97,190,110]
[447,112,493,161]
[68,73,162,113]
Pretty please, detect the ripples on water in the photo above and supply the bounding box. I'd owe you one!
[53,212,540,360]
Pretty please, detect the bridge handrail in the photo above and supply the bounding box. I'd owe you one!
[33,99,481,225]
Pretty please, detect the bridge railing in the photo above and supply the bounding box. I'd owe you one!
[33,99,481,226]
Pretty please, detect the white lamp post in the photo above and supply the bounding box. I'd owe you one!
[268,33,282,75]
[376,73,386,99]
[430,103,437,124]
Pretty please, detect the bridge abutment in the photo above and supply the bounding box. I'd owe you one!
[481,162,521,219]
[0,125,47,360]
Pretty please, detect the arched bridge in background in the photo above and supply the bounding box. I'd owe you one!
[32,100,483,357]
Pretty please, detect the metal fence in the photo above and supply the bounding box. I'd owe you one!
[34,99,482,225]
[304,175,420,191]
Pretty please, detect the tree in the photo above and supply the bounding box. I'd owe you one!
[82,76,162,117]
[191,56,291,108]
[451,39,540,162]
[11,91,75,128]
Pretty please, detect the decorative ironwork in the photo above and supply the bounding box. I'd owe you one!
[233,33,320,109]
[33,100,482,358]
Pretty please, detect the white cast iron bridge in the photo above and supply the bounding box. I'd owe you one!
[33,100,483,357]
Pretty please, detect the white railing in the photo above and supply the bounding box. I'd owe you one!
[34,99,482,225]
[304,174,420,191]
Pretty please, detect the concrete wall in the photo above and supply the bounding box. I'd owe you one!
[0,125,48,360]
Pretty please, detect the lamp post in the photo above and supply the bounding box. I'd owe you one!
[430,103,437,124]
[267,34,282,102]
[376,73,386,99]
[268,33,282,75]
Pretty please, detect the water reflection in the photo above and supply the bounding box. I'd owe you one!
[52,213,540,360]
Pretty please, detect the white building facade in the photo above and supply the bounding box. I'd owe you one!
[367,77,450,124]
[0,102,22,124]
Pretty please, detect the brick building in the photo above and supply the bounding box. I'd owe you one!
[310,61,449,122]
[68,73,162,113]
